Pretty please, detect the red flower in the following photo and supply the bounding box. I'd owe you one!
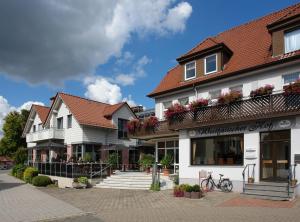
[283,79,300,96]
[127,119,141,134]
[143,116,158,130]
[164,103,187,120]
[218,91,242,105]
[189,98,209,110]
[250,84,274,98]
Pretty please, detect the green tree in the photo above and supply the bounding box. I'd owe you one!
[0,110,29,156]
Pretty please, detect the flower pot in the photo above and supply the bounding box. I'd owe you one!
[79,183,87,189]
[72,182,82,189]
[248,177,254,183]
[291,179,298,187]
[191,191,200,199]
[184,191,191,198]
[163,168,170,176]
[173,190,184,197]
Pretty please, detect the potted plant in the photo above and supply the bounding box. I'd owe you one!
[189,98,209,119]
[107,152,119,174]
[72,178,81,189]
[250,84,274,98]
[164,103,187,123]
[139,154,155,173]
[218,91,242,105]
[284,79,300,96]
[191,184,201,199]
[183,184,193,198]
[160,154,173,176]
[248,177,254,183]
[291,179,298,187]
[78,176,88,188]
[127,119,142,134]
[143,116,158,132]
[173,185,184,197]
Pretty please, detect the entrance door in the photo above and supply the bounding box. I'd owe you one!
[260,130,290,181]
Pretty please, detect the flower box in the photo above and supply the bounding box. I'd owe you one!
[250,84,274,98]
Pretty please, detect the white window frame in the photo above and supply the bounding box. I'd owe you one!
[162,101,172,111]
[204,54,217,75]
[184,61,196,80]
[178,97,189,106]
[284,29,300,54]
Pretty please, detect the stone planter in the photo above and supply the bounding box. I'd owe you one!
[291,179,298,187]
[191,191,200,199]
[72,182,87,189]
[248,177,254,183]
[184,191,191,198]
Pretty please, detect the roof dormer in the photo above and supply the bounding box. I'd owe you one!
[177,40,232,81]
[267,12,300,56]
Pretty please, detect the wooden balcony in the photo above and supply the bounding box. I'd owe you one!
[129,120,178,140]
[168,93,300,130]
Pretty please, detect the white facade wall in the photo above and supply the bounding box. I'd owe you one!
[155,63,300,120]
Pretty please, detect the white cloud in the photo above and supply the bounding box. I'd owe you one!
[84,76,137,106]
[116,51,135,66]
[115,55,151,86]
[0,96,44,138]
[0,1,192,85]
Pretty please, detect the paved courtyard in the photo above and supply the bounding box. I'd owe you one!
[2,170,300,222]
[42,185,300,222]
[0,170,83,222]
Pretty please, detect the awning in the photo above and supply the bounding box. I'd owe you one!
[29,141,66,150]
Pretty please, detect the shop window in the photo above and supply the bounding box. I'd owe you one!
[191,135,244,165]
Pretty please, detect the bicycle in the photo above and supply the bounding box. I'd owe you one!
[200,173,233,192]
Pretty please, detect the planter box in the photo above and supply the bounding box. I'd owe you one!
[184,191,191,198]
[248,177,254,183]
[163,168,170,176]
[191,191,200,199]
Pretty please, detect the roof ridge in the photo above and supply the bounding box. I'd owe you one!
[214,2,300,38]
[32,104,50,108]
[179,37,217,58]
[58,92,122,107]
[275,3,300,23]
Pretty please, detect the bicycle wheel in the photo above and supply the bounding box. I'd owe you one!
[201,179,214,191]
[220,179,233,192]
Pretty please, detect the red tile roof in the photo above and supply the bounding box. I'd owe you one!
[33,105,50,124]
[58,93,129,129]
[148,3,300,97]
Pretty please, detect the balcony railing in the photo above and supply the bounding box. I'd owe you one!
[168,93,300,130]
[26,128,65,143]
[129,121,178,140]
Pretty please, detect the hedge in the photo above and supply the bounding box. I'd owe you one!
[32,176,52,187]
[23,167,39,183]
[12,164,26,179]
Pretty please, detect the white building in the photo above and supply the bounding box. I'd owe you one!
[131,3,300,197]
[22,92,140,169]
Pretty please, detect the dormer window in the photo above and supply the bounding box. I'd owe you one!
[205,54,217,75]
[184,61,196,80]
[284,28,300,53]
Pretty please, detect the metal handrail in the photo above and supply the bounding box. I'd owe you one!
[90,164,112,179]
[242,164,255,192]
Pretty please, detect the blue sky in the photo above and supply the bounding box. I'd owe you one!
[0,0,299,113]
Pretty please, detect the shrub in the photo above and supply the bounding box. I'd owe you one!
[218,91,242,105]
[189,98,209,111]
[173,174,179,185]
[23,167,38,183]
[192,184,200,192]
[127,119,142,134]
[32,176,52,187]
[78,176,88,185]
[139,154,155,169]
[13,148,27,164]
[185,184,193,193]
[12,164,26,179]
[107,152,119,169]
[150,182,160,191]
[164,103,187,121]
[143,116,158,131]
[250,84,274,98]
[284,79,300,95]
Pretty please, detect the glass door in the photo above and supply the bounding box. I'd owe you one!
[260,130,290,181]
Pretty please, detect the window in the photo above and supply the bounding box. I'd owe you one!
[178,97,189,106]
[38,123,43,131]
[191,135,244,165]
[33,125,36,132]
[185,61,196,80]
[205,54,217,74]
[118,118,128,139]
[229,85,243,93]
[283,72,300,85]
[74,144,82,161]
[163,101,172,110]
[209,89,221,100]
[284,29,300,53]
[67,114,72,128]
[157,140,179,164]
[57,117,63,129]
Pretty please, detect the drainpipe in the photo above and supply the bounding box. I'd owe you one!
[193,83,199,100]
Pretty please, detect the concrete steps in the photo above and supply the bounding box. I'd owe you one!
[95,172,173,190]
[242,182,295,201]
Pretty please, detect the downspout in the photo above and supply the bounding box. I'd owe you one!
[193,83,199,100]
